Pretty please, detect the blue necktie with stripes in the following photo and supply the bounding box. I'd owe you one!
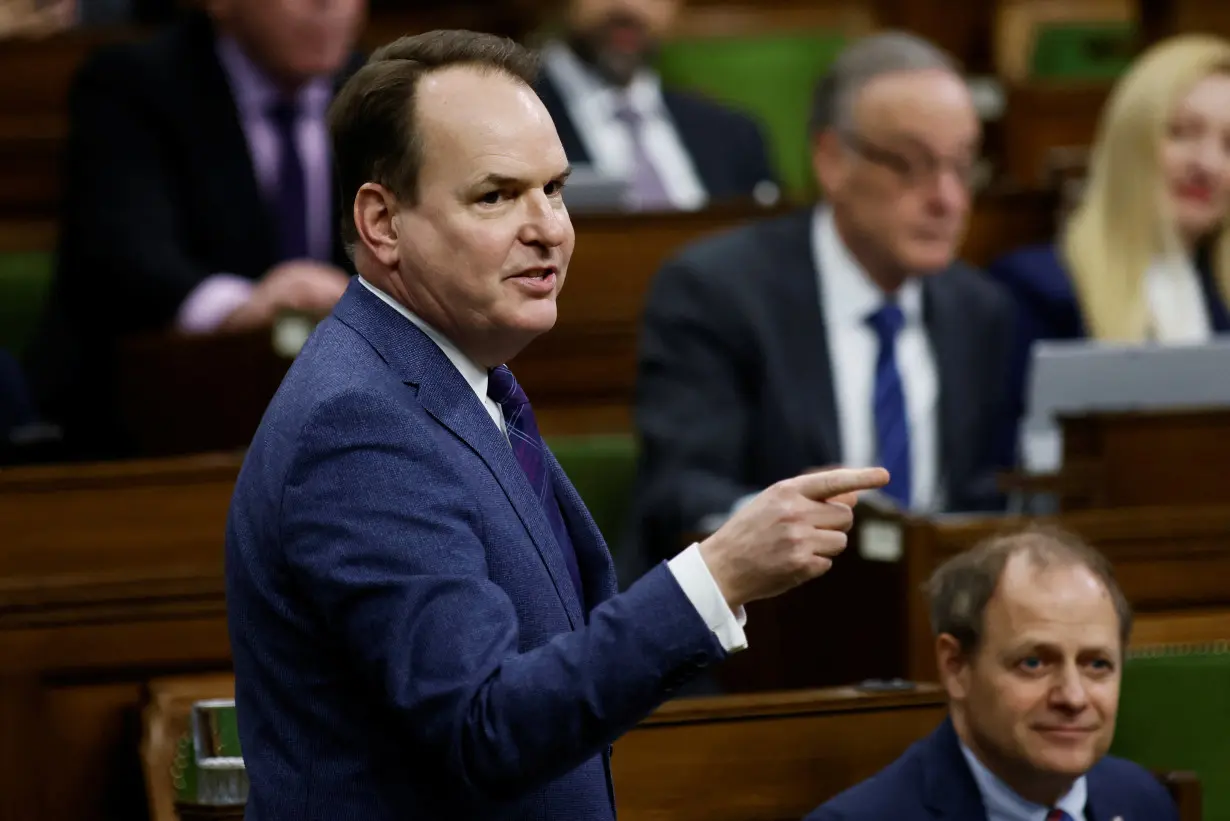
[866,302,911,508]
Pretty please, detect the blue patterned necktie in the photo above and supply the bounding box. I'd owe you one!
[1047,811,1074,821]
[487,365,585,607]
[269,97,309,262]
[866,302,912,508]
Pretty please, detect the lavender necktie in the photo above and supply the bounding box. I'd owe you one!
[612,99,673,211]
[269,98,308,262]
[488,365,585,607]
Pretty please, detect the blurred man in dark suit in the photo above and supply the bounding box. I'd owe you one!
[632,32,1014,570]
[27,0,367,459]
[535,0,777,211]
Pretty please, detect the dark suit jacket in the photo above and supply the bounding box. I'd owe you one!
[535,69,776,205]
[225,279,725,820]
[986,243,1230,465]
[25,12,362,457]
[632,209,1013,568]
[803,717,1180,820]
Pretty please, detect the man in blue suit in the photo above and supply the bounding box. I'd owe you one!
[804,527,1178,821]
[225,30,888,821]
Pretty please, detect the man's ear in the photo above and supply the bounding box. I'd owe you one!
[811,129,846,198]
[354,183,402,269]
[936,633,972,701]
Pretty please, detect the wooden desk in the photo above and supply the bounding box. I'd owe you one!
[613,685,948,821]
[712,503,1230,693]
[111,190,1055,458]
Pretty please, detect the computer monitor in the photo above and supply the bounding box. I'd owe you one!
[1020,337,1230,472]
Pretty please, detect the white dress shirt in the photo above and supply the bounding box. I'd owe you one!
[358,277,747,651]
[540,41,707,211]
[960,741,1088,821]
[813,207,943,512]
[1144,254,1212,343]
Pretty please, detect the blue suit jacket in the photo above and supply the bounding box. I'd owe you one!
[803,718,1180,821]
[225,280,725,820]
[986,243,1230,465]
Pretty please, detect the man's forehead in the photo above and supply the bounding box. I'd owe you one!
[415,66,564,169]
[854,69,977,138]
[985,558,1119,641]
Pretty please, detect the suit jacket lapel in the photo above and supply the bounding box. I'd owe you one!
[185,13,276,270]
[923,274,976,504]
[922,718,990,819]
[546,450,618,607]
[535,73,592,166]
[768,210,842,464]
[333,282,585,629]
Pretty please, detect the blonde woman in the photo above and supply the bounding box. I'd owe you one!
[989,33,1230,463]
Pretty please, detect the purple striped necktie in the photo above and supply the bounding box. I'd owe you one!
[487,365,585,606]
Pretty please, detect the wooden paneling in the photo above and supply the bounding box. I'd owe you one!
[0,454,237,821]
[1000,82,1110,187]
[614,685,948,820]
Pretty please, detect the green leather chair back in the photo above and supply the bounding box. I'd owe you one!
[655,31,849,200]
[1030,22,1136,80]
[548,434,638,556]
[0,251,53,356]
[1111,643,1230,821]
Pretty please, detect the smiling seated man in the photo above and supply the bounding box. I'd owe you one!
[803,527,1179,821]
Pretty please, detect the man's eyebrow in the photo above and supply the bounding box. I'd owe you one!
[472,166,573,189]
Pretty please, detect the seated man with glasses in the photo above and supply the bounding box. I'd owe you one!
[630,31,1015,575]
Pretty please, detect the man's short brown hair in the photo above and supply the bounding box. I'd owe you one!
[926,525,1134,657]
[328,30,541,249]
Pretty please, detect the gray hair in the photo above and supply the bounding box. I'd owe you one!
[808,31,960,134]
[926,525,1134,658]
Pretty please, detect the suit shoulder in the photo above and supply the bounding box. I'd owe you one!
[663,89,756,124]
[809,741,927,818]
[1092,755,1178,806]
[664,210,808,282]
[939,261,1013,318]
[75,23,189,91]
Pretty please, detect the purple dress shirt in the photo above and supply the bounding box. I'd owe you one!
[176,37,334,333]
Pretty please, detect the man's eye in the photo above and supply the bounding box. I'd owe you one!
[479,191,502,205]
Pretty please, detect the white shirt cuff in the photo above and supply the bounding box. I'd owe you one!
[667,542,748,653]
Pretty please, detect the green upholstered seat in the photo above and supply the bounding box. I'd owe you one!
[1029,22,1136,80]
[0,251,53,356]
[1111,643,1230,821]
[548,434,638,555]
[655,31,849,200]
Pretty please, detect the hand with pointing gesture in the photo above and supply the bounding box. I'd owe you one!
[698,467,890,610]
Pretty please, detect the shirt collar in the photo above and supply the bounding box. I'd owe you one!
[541,40,666,122]
[812,205,923,326]
[959,740,1088,821]
[215,35,334,121]
[357,277,490,400]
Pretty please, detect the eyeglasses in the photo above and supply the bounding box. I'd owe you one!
[838,130,979,189]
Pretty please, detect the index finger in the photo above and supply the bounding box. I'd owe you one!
[789,467,890,501]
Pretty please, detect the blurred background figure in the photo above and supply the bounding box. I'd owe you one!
[535,0,777,211]
[24,0,368,460]
[989,33,1230,466]
[630,32,1013,574]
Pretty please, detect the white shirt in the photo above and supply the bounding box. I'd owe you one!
[1144,254,1212,343]
[813,207,943,513]
[540,41,707,211]
[960,741,1088,821]
[358,277,747,652]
